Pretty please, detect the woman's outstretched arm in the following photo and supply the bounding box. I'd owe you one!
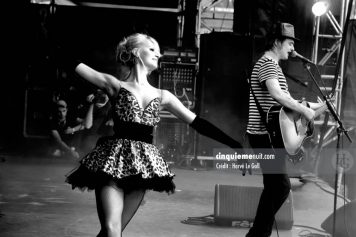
[160,89,242,149]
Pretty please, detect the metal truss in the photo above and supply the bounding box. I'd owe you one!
[310,0,356,180]
[311,0,348,131]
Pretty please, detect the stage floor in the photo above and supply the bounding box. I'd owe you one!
[0,154,344,237]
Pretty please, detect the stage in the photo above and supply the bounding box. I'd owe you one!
[0,154,345,237]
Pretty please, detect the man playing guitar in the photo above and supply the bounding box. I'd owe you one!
[245,22,325,237]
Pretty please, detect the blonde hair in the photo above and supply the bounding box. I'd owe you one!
[115,33,159,80]
[116,33,159,67]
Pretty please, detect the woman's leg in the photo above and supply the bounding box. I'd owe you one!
[95,182,124,237]
[122,189,146,230]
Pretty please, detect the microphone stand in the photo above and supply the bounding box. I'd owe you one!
[284,72,308,88]
[302,61,352,237]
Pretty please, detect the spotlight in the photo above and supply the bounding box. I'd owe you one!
[312,0,330,16]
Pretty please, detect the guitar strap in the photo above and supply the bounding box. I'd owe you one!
[248,76,267,127]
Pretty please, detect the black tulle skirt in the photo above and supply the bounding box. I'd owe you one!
[65,165,176,194]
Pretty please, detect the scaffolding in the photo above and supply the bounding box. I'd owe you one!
[311,0,350,150]
[310,0,356,195]
[195,0,234,48]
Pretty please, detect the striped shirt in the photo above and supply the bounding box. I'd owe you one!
[247,55,289,134]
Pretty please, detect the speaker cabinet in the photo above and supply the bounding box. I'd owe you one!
[321,200,356,237]
[214,184,294,229]
[196,33,252,157]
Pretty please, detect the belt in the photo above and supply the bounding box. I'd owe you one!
[113,121,153,144]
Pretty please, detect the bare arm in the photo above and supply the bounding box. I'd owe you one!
[62,118,85,134]
[83,103,94,129]
[265,79,315,121]
[81,94,95,129]
[161,90,242,149]
[308,101,326,110]
[160,90,196,124]
[75,63,120,97]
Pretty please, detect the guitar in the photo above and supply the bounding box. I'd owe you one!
[266,101,328,162]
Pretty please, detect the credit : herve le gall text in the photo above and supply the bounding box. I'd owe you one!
[215,161,260,170]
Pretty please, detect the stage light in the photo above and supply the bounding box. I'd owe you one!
[312,0,330,16]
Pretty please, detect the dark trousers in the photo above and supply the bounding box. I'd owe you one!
[246,133,291,237]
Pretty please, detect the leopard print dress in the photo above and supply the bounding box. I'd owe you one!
[65,87,175,193]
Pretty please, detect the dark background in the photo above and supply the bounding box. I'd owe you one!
[2,0,354,143]
[2,0,316,147]
[2,1,355,201]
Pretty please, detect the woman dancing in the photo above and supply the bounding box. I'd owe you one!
[65,33,242,237]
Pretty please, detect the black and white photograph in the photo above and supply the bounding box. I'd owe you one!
[1,0,356,236]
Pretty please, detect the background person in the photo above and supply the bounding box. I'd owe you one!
[49,95,94,159]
